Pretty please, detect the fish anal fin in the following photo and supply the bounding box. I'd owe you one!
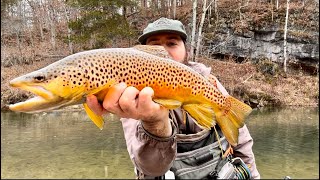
[83,103,104,130]
[153,99,182,109]
[133,45,172,59]
[215,96,252,146]
[182,104,216,130]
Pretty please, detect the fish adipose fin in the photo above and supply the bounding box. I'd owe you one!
[216,96,252,146]
[83,103,104,130]
[182,103,216,129]
[153,99,182,109]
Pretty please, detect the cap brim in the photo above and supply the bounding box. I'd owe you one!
[138,30,187,44]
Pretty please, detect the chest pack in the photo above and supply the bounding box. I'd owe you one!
[168,111,252,179]
[168,127,233,179]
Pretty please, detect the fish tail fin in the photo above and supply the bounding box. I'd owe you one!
[215,96,252,146]
[83,103,104,130]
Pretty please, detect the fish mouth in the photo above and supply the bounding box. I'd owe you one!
[9,82,68,113]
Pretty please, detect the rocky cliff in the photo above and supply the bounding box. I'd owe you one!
[202,0,319,74]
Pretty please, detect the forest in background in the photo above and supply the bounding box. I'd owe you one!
[2,0,318,65]
[1,0,319,109]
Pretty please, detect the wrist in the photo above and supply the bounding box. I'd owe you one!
[142,117,172,138]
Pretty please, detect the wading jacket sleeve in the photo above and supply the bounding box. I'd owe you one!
[120,62,260,179]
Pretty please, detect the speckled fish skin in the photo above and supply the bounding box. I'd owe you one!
[9,45,252,146]
[10,46,222,110]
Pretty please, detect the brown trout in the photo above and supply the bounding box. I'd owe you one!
[9,45,252,146]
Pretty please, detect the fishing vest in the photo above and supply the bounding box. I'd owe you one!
[135,110,251,179]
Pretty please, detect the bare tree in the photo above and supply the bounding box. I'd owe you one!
[172,0,177,19]
[271,0,274,21]
[62,3,74,54]
[283,0,289,73]
[195,0,207,58]
[46,1,57,50]
[238,0,249,26]
[190,0,197,61]
[27,0,44,41]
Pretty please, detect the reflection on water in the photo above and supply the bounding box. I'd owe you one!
[1,111,135,179]
[246,107,319,179]
[1,107,319,179]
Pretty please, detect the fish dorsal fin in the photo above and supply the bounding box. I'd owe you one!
[133,45,172,59]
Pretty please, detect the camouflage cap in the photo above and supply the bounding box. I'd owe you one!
[138,17,188,44]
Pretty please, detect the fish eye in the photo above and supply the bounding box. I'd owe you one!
[34,75,45,82]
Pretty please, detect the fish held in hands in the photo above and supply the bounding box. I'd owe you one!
[9,45,252,146]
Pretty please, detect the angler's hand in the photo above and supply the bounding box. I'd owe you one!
[86,82,172,138]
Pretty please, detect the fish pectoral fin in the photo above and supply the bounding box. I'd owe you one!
[133,45,173,59]
[83,103,104,130]
[153,99,182,109]
[215,96,252,146]
[182,104,216,130]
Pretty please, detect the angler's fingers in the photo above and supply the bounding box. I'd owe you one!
[138,87,159,111]
[118,86,139,115]
[138,87,169,122]
[103,82,127,115]
[86,94,107,116]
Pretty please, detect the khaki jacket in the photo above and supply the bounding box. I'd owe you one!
[121,61,260,179]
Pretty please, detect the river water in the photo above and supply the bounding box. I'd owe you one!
[1,107,319,179]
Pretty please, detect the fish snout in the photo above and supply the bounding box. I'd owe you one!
[9,78,22,87]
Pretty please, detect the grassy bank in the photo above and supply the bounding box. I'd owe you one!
[1,56,318,112]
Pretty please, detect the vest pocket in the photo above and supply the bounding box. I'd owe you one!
[170,139,228,179]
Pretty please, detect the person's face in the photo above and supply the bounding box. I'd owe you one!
[145,33,187,63]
